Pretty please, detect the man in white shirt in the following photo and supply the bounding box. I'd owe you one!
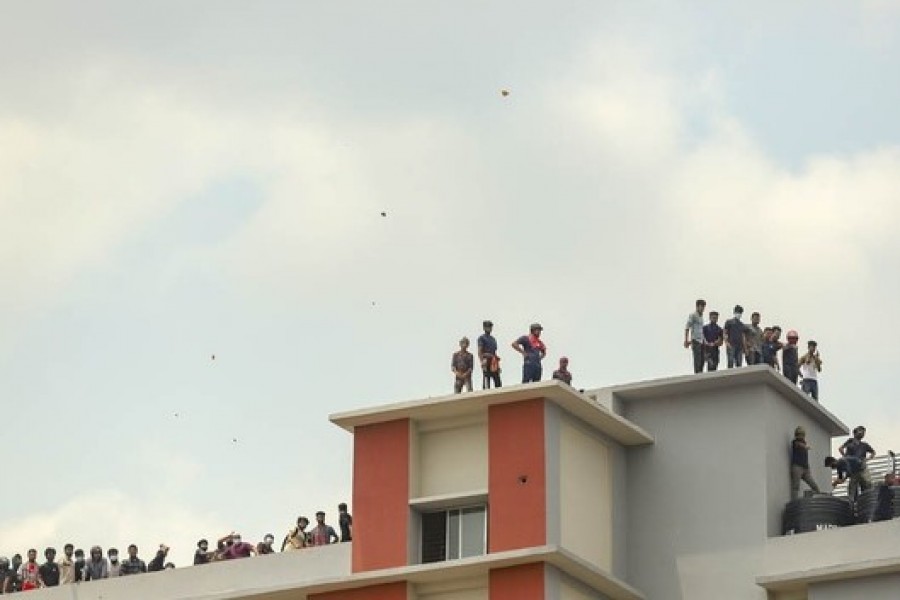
[799,340,822,400]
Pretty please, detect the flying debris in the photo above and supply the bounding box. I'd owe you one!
[211,354,216,360]
[232,438,238,443]
[500,89,510,97]
[380,211,387,217]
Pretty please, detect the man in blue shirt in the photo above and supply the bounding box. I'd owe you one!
[825,455,867,501]
[702,311,724,372]
[477,320,502,389]
[512,323,546,383]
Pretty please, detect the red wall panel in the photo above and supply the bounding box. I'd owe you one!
[488,399,547,552]
[310,582,407,600]
[490,563,545,600]
[352,419,410,572]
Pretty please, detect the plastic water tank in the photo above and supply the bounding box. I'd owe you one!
[855,485,900,523]
[783,496,853,534]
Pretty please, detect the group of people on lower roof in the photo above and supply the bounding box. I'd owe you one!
[0,544,175,592]
[0,506,351,592]
[450,321,573,393]
[792,425,895,517]
[684,299,824,400]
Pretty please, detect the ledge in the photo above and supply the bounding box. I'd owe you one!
[238,545,645,600]
[330,380,654,446]
[602,365,848,436]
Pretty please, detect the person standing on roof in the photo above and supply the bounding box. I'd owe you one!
[790,426,821,500]
[745,312,764,365]
[723,305,749,368]
[702,311,724,372]
[477,320,502,389]
[512,323,546,383]
[782,330,801,385]
[799,340,823,400]
[684,299,706,374]
[451,337,474,393]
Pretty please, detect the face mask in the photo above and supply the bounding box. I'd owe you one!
[735,313,742,319]
[109,554,118,561]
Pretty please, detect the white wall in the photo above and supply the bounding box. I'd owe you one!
[415,416,488,498]
[559,415,612,571]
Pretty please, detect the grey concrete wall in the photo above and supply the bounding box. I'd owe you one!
[762,385,833,536]
[810,573,900,600]
[621,384,772,600]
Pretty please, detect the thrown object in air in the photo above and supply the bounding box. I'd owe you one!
[501,89,510,96]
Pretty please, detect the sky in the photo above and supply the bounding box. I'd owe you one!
[2,0,900,567]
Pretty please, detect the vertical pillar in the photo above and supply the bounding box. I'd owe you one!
[488,399,547,552]
[352,419,410,572]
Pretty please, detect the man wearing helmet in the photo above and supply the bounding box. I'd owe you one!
[790,426,821,500]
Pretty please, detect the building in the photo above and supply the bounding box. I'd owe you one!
[21,366,900,599]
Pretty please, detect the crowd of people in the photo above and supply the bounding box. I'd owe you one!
[0,505,352,592]
[451,320,573,393]
[684,299,824,400]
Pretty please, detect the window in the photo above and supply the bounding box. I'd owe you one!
[421,505,486,563]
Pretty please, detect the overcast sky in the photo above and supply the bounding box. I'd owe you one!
[2,0,900,567]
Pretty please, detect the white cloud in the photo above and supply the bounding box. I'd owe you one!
[0,488,227,568]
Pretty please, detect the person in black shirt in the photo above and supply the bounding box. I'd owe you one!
[256,534,276,555]
[702,312,724,372]
[761,327,784,370]
[147,545,169,572]
[873,473,897,522]
[790,426,821,499]
[119,544,147,576]
[338,502,353,542]
[782,330,801,384]
[73,549,86,582]
[193,539,211,565]
[40,548,60,587]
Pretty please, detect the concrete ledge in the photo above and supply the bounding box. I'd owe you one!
[330,380,654,446]
[602,365,848,436]
[757,519,900,592]
[239,545,646,600]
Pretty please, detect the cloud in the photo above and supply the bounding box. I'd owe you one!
[0,488,227,568]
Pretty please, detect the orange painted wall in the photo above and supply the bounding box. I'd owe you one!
[490,563,545,600]
[352,419,410,572]
[488,399,547,552]
[310,582,407,600]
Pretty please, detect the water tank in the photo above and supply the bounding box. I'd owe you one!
[855,485,900,523]
[782,496,853,534]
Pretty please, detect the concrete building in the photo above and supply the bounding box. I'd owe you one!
[19,366,900,599]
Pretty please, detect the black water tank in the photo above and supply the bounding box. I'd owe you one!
[855,485,900,523]
[783,496,853,534]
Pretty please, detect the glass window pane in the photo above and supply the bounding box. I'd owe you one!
[421,511,447,564]
[460,506,486,558]
[448,509,460,559]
